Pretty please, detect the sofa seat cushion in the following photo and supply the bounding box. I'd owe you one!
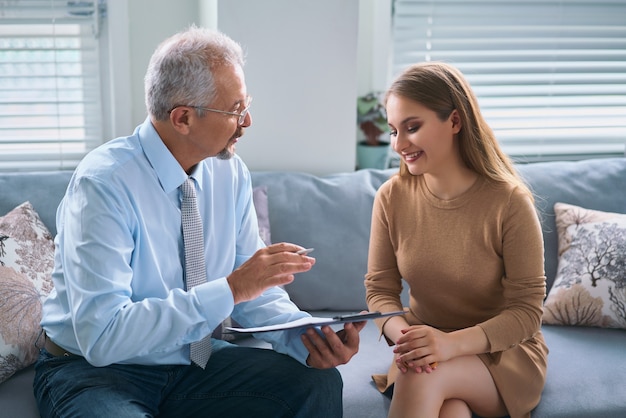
[0,365,39,417]
[1,319,625,418]
[534,325,626,417]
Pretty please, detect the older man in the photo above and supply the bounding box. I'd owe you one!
[34,26,364,418]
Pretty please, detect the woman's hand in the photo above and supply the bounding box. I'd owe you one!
[394,351,438,374]
[393,325,449,373]
[394,324,491,374]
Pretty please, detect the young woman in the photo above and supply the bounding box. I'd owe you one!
[364,62,548,418]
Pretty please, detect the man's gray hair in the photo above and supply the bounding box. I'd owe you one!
[145,25,245,121]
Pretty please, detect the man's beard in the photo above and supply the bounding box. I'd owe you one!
[216,127,242,160]
[216,146,233,160]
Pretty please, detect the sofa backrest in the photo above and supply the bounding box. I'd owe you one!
[0,170,73,236]
[1,157,624,312]
[252,169,397,311]
[516,158,626,290]
[253,158,626,311]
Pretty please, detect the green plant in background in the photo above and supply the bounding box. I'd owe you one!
[357,92,389,146]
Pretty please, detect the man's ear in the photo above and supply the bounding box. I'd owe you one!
[169,107,192,134]
[450,109,462,134]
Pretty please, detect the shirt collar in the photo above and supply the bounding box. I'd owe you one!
[187,164,206,191]
[137,117,205,193]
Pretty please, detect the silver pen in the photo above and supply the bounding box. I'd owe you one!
[295,248,314,255]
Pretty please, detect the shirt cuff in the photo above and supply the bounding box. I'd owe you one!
[192,277,235,330]
[289,328,312,366]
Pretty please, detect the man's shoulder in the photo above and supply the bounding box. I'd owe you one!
[75,135,145,182]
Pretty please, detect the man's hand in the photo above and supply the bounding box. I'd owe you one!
[227,243,315,304]
[302,321,366,369]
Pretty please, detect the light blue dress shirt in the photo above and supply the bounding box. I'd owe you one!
[41,118,311,367]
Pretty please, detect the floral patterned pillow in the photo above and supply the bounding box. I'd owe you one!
[542,202,626,328]
[0,202,55,384]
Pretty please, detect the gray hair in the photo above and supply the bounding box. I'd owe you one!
[145,25,245,121]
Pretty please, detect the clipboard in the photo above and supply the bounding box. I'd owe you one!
[224,310,406,334]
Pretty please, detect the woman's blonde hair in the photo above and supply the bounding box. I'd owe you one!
[386,62,533,200]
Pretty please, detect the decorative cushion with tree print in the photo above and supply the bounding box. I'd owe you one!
[0,201,55,384]
[543,202,626,328]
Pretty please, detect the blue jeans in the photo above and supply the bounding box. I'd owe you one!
[34,339,342,418]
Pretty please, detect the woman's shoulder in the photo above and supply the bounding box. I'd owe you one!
[480,178,538,222]
[483,177,532,200]
[380,172,419,190]
[375,173,418,203]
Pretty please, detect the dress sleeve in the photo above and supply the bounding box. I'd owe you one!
[365,182,405,334]
[478,189,546,352]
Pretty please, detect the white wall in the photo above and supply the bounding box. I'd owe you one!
[217,0,359,174]
[107,0,389,175]
[357,0,392,96]
[105,0,203,138]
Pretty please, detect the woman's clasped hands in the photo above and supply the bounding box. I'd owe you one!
[393,325,451,374]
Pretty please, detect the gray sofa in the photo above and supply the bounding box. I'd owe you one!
[1,157,625,418]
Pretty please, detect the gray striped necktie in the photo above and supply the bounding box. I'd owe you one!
[181,177,212,368]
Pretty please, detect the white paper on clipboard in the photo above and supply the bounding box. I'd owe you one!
[224,310,406,334]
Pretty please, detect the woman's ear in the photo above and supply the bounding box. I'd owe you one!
[450,109,462,134]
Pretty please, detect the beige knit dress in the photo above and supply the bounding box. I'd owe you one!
[365,173,548,418]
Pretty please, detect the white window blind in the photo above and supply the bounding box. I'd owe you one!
[392,0,626,162]
[0,0,106,172]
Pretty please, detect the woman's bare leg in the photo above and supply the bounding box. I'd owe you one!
[440,399,472,418]
[387,354,507,418]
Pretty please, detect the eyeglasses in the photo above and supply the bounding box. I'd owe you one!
[170,96,252,125]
